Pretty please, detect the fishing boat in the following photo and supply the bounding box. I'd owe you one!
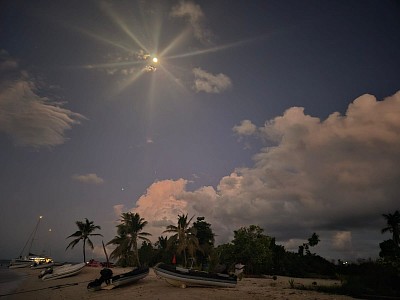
[87,267,149,291]
[153,263,237,288]
[41,263,86,281]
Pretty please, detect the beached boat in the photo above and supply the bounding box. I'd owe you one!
[39,263,70,278]
[8,262,32,269]
[153,263,237,288]
[41,263,85,281]
[87,267,149,291]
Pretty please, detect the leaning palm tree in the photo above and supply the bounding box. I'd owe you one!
[108,212,151,267]
[163,214,200,267]
[66,218,102,263]
[381,210,400,247]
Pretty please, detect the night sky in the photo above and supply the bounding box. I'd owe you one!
[1,0,399,263]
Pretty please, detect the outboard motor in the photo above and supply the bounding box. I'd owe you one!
[38,267,53,279]
[87,268,113,291]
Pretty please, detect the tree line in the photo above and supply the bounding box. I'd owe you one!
[66,210,400,278]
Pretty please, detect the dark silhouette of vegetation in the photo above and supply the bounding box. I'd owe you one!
[192,217,215,269]
[380,210,400,263]
[138,241,157,267]
[222,225,274,275]
[381,210,400,247]
[163,214,199,267]
[107,212,151,267]
[101,210,400,298]
[153,235,174,264]
[300,210,400,298]
[66,218,102,263]
[107,225,133,267]
[298,233,320,256]
[379,239,400,261]
[333,261,400,297]
[213,226,334,278]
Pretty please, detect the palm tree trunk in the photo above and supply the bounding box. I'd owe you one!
[133,240,140,267]
[102,240,110,267]
[83,238,86,263]
[183,249,187,267]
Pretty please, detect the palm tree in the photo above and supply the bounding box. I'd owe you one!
[155,236,169,251]
[108,212,151,267]
[163,214,200,267]
[381,210,400,247]
[66,218,102,263]
[154,236,173,264]
[107,227,134,267]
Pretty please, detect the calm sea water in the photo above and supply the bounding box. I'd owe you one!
[0,260,29,297]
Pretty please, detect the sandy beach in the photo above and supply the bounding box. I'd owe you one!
[1,266,357,300]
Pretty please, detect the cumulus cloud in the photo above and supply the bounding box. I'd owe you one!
[128,91,400,260]
[170,1,212,44]
[0,50,85,148]
[130,179,189,238]
[72,173,105,185]
[233,120,257,136]
[233,120,258,149]
[192,67,232,94]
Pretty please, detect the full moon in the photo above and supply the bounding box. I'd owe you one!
[152,57,158,63]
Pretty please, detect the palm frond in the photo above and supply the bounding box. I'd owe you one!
[65,238,80,250]
[66,231,83,238]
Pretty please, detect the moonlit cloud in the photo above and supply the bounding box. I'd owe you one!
[72,173,105,185]
[113,204,125,219]
[192,67,232,94]
[130,179,188,238]
[170,1,212,44]
[129,91,400,260]
[232,120,256,148]
[0,51,85,148]
[0,50,18,70]
[233,120,257,136]
[332,231,352,251]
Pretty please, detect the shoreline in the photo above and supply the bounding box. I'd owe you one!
[2,266,356,299]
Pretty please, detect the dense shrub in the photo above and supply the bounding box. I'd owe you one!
[277,252,336,278]
[337,262,400,297]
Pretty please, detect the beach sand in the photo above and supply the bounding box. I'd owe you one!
[2,266,357,300]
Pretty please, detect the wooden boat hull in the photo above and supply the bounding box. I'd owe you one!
[153,263,237,288]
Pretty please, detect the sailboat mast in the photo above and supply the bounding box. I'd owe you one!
[29,216,43,254]
[19,215,43,257]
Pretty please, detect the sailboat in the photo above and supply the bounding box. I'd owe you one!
[9,216,53,269]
